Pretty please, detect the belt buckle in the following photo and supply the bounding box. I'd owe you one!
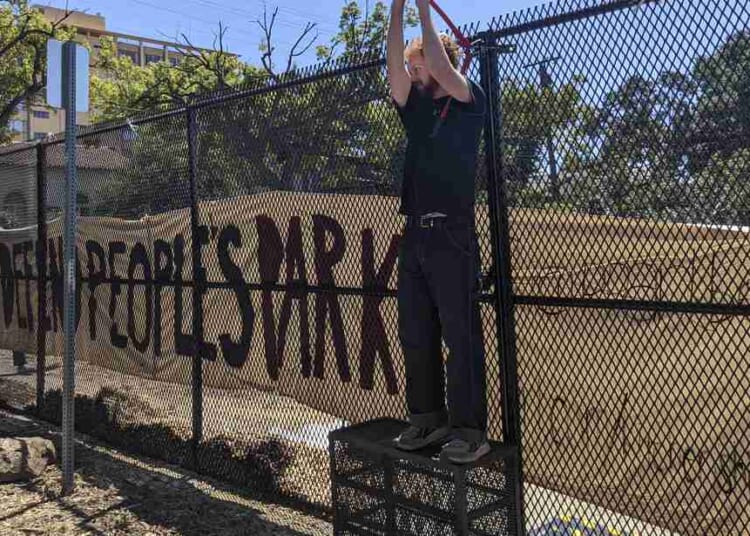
[419,215,433,228]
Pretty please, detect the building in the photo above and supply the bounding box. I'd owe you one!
[0,145,129,229]
[8,6,235,143]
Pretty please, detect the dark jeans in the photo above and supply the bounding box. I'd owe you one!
[397,218,488,443]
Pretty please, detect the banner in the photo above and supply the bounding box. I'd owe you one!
[0,191,748,534]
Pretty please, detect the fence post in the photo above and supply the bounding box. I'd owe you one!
[186,105,204,468]
[36,142,47,414]
[477,31,526,535]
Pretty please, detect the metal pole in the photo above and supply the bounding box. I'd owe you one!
[36,142,47,413]
[186,106,203,467]
[61,40,78,496]
[478,32,526,535]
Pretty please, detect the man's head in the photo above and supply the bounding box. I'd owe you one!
[404,34,461,94]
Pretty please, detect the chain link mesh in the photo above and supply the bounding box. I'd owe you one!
[0,0,748,533]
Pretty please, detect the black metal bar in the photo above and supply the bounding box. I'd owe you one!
[191,58,386,110]
[35,143,47,413]
[68,59,386,141]
[74,277,397,297]
[186,105,203,468]
[467,498,515,521]
[383,456,396,535]
[478,31,526,536]
[489,0,662,38]
[515,295,750,316]
[455,470,469,536]
[14,269,750,317]
[66,106,188,142]
[0,142,39,157]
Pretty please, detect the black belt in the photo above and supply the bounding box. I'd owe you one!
[405,214,449,228]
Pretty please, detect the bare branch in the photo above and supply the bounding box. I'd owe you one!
[254,5,280,82]
[213,21,229,89]
[167,22,234,91]
[286,21,318,73]
[254,4,319,81]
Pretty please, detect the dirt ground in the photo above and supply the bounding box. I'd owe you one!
[0,351,338,506]
[0,408,332,536]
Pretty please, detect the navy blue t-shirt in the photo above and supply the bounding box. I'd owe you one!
[395,79,486,217]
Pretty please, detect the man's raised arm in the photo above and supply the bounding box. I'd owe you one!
[415,0,472,103]
[387,0,411,108]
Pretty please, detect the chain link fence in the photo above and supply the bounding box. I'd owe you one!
[1,0,748,533]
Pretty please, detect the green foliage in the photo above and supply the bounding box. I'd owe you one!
[532,30,750,226]
[92,1,418,217]
[692,147,750,224]
[316,1,418,63]
[75,5,750,227]
[500,75,588,205]
[0,0,74,142]
[89,35,267,123]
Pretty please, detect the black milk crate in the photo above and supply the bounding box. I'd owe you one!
[329,419,519,536]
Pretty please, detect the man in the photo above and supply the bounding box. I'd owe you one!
[387,0,489,463]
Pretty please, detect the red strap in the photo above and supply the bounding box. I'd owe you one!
[429,0,473,50]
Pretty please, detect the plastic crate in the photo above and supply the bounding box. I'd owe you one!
[329,418,520,536]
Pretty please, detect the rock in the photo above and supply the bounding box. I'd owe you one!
[0,436,57,483]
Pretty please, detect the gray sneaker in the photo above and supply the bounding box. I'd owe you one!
[441,438,491,464]
[393,425,450,451]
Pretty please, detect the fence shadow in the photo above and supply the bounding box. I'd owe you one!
[0,406,329,535]
[30,388,330,519]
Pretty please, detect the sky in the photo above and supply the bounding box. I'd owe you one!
[37,0,548,68]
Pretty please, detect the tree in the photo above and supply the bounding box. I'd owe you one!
[89,27,267,123]
[0,0,74,143]
[562,72,697,218]
[92,1,422,218]
[316,1,418,64]
[692,148,750,225]
[91,1,593,217]
[558,30,750,224]
[499,75,589,208]
[687,31,750,176]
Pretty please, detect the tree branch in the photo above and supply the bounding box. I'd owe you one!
[170,24,234,92]
[0,40,46,126]
[254,5,319,82]
[286,21,318,73]
[0,4,72,57]
[254,5,280,83]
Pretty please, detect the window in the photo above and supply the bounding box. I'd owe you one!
[9,119,25,133]
[169,56,179,66]
[33,132,47,141]
[145,53,163,65]
[33,110,50,119]
[118,48,138,63]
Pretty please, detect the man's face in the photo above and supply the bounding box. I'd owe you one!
[406,51,439,95]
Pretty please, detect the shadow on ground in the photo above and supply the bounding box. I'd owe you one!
[0,406,331,535]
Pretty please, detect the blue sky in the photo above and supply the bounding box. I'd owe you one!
[38,0,548,68]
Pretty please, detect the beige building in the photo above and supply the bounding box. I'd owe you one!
[9,6,234,143]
